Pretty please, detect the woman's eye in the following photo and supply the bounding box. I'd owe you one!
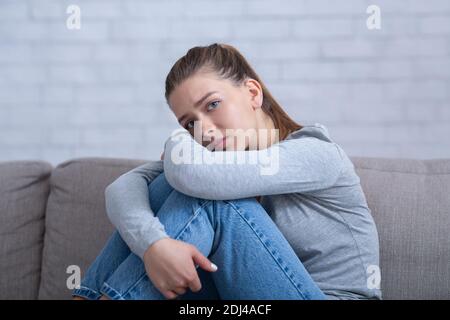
[206,101,220,111]
[184,101,220,129]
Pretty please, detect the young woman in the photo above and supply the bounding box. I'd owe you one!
[72,43,382,300]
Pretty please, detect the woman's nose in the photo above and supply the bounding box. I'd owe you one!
[202,127,215,144]
[201,119,215,137]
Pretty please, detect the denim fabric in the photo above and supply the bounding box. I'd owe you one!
[73,172,327,300]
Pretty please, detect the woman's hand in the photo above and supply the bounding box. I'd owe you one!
[143,238,218,299]
[160,151,165,160]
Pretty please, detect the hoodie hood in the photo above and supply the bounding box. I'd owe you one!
[285,122,334,143]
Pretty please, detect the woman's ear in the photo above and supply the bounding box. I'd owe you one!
[245,78,263,110]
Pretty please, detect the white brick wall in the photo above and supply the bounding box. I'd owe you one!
[1,0,449,166]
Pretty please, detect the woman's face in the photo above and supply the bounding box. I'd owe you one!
[168,70,265,151]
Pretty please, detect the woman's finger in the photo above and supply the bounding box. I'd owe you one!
[172,287,187,295]
[187,272,202,293]
[162,289,178,300]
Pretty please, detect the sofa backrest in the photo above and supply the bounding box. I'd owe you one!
[37,157,145,299]
[0,160,52,299]
[351,157,450,300]
[1,157,449,299]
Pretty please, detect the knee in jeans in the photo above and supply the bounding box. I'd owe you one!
[221,197,265,217]
[149,172,172,192]
[224,197,261,207]
[148,172,176,210]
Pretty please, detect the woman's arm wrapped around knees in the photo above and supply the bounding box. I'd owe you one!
[104,160,169,259]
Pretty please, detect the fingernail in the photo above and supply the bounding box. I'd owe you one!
[211,263,218,271]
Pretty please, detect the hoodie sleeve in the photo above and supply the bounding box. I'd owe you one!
[163,127,344,200]
[104,160,169,259]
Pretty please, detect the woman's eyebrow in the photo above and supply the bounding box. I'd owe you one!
[194,91,218,108]
[177,91,218,124]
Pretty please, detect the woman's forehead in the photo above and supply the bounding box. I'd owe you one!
[169,75,236,107]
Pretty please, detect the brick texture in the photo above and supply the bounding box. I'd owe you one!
[0,0,449,165]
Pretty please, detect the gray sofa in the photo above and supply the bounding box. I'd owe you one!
[0,157,449,300]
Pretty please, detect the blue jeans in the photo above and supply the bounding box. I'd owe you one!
[72,172,327,300]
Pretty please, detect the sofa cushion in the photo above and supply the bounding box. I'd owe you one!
[352,157,450,300]
[0,160,52,299]
[38,157,146,299]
